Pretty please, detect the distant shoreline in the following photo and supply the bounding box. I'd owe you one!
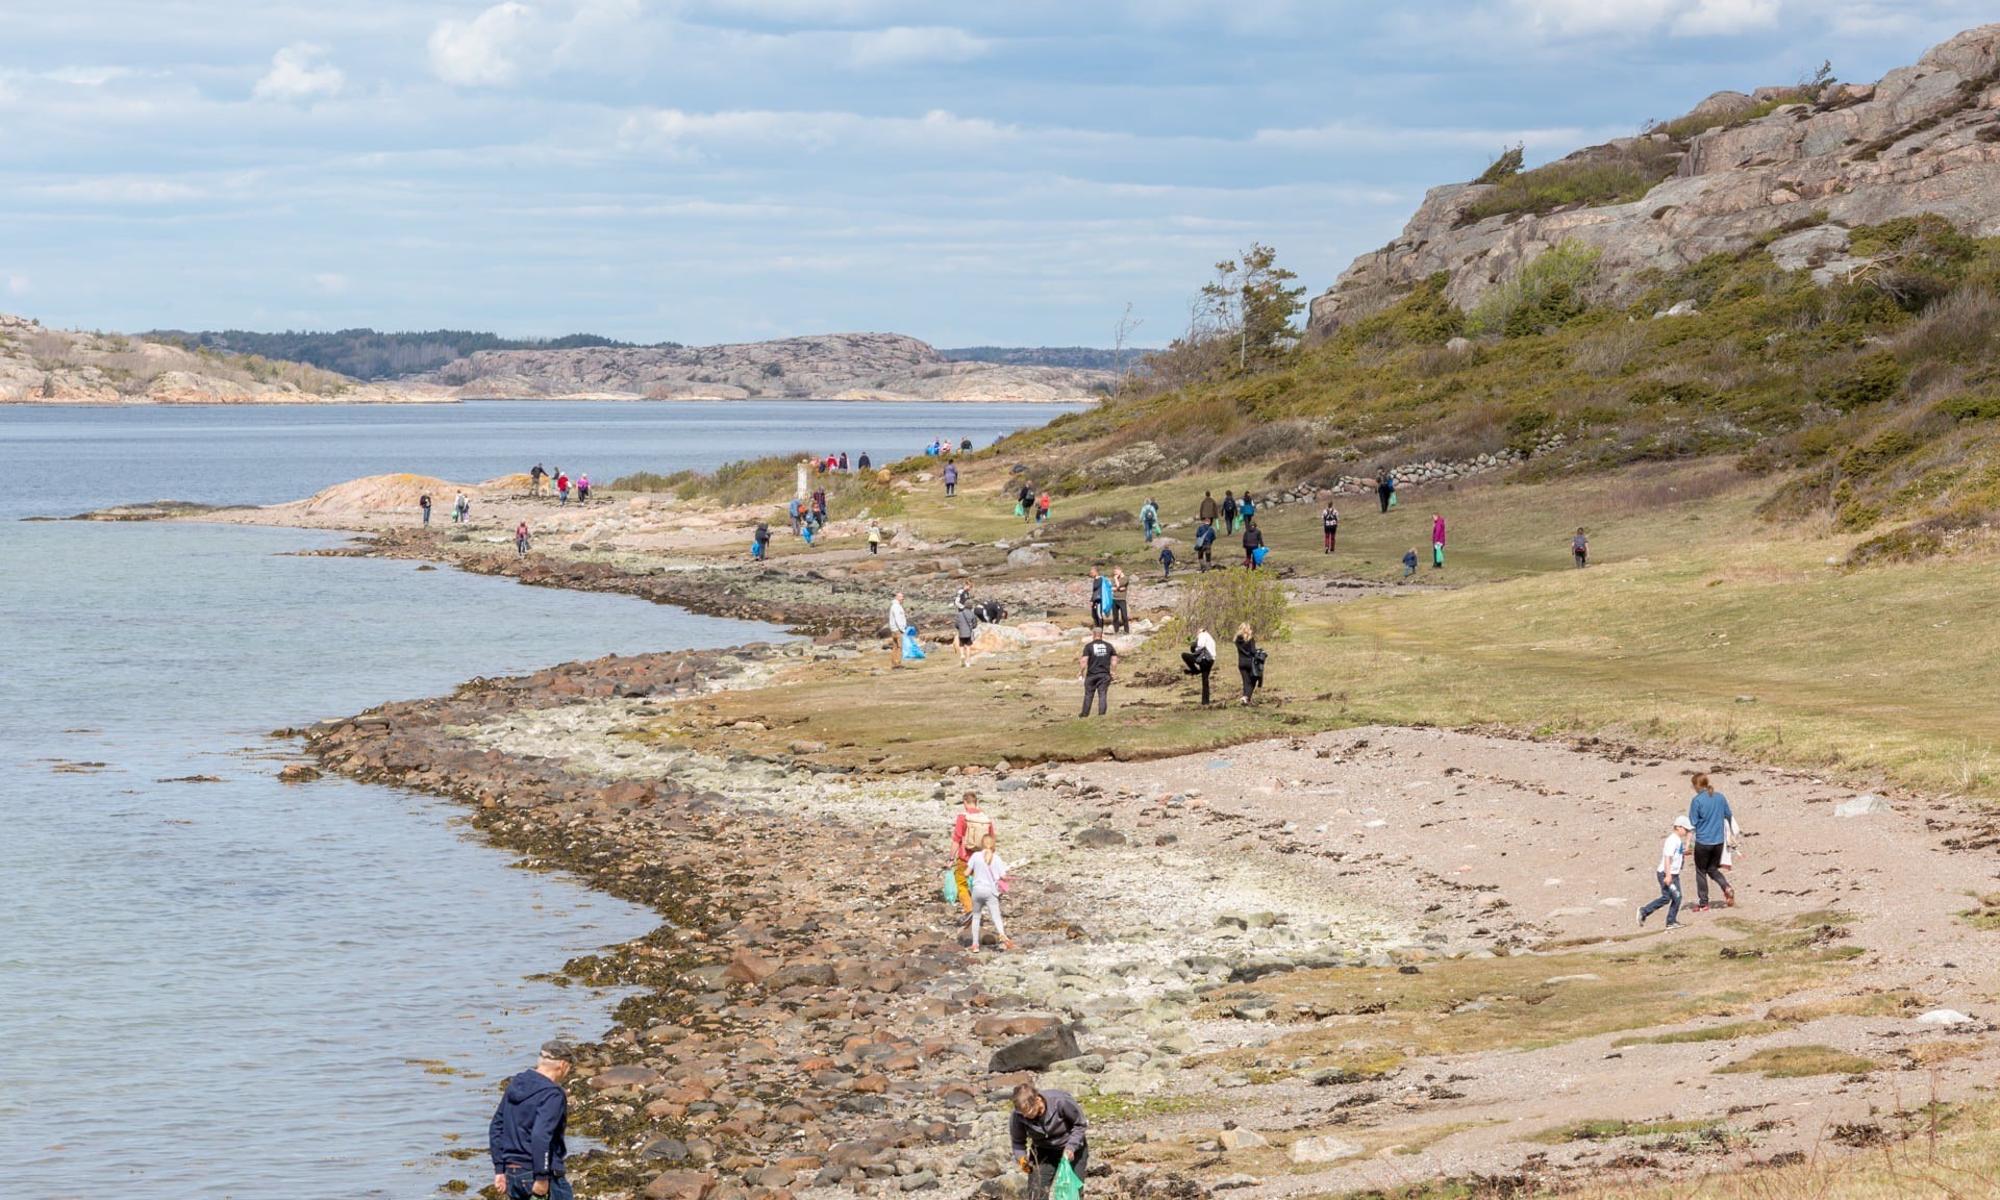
[0,392,1100,408]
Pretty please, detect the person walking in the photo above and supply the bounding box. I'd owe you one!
[868,522,882,554]
[1219,490,1238,535]
[888,592,909,670]
[1194,519,1215,571]
[950,791,994,921]
[943,461,958,497]
[1234,623,1263,705]
[966,830,1013,952]
[1139,498,1159,544]
[529,463,546,496]
[1239,492,1256,530]
[858,451,871,471]
[576,473,590,504]
[515,521,531,558]
[556,472,570,505]
[1016,483,1034,521]
[454,492,469,524]
[812,487,827,521]
[1402,547,1418,578]
[1011,1085,1089,1196]
[1687,774,1736,911]
[954,597,978,667]
[420,493,432,527]
[753,521,771,562]
[1572,527,1589,568]
[1086,567,1106,630]
[1198,490,1219,530]
[1321,503,1339,554]
[1157,542,1175,580]
[1181,626,1217,705]
[1638,816,1692,930]
[1431,513,1447,569]
[1078,632,1117,717]
[1241,518,1265,569]
[1109,568,1130,634]
[838,451,849,472]
[1376,469,1394,514]
[489,1039,575,1200]
[1036,490,1051,523]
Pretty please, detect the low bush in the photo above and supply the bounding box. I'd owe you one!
[1459,140,1679,224]
[1467,243,1603,338]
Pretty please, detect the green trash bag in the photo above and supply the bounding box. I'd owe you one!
[942,867,959,906]
[1013,500,1026,517]
[1050,1160,1083,1200]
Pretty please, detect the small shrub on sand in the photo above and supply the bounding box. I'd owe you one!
[1717,1044,1880,1078]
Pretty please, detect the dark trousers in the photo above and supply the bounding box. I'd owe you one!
[945,482,956,496]
[1239,667,1258,702]
[1091,606,1105,630]
[1640,873,1681,925]
[1027,1144,1089,1200]
[1323,527,1336,552]
[1181,653,1213,704]
[1196,546,1211,569]
[505,1168,572,1200]
[1080,675,1110,716]
[1692,842,1731,905]
[1111,600,1129,633]
[1378,488,1391,513]
[1574,550,1587,568]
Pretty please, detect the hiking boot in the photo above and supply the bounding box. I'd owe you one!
[1724,889,1737,908]
[1636,905,1647,927]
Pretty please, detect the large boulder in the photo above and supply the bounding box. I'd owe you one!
[987,1023,1083,1072]
[1007,543,1055,568]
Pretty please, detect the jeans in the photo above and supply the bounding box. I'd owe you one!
[970,885,1006,947]
[1640,873,1681,925]
[1080,675,1110,716]
[504,1168,572,1200]
[1692,842,1731,905]
[1111,600,1129,633]
[1239,667,1258,702]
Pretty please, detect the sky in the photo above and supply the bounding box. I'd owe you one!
[0,1,1991,347]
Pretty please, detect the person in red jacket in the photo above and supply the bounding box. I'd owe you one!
[949,792,995,920]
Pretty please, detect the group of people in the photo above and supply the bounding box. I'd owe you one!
[1639,774,1742,928]
[1016,483,1053,523]
[1086,567,1131,634]
[924,436,974,458]
[1178,624,1264,706]
[418,491,473,526]
[814,451,873,474]
[528,464,590,505]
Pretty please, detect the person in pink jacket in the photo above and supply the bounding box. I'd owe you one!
[1431,513,1447,569]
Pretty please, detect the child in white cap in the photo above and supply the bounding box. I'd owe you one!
[1639,816,1693,929]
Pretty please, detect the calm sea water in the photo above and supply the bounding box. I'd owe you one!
[0,400,1076,1198]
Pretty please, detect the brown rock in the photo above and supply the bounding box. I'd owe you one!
[972,1015,1060,1040]
[592,1064,664,1090]
[721,948,778,986]
[643,1170,715,1200]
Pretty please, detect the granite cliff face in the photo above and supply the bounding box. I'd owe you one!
[0,313,441,404]
[1310,24,2000,335]
[420,332,1110,402]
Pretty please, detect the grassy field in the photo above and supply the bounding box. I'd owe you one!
[700,456,1998,798]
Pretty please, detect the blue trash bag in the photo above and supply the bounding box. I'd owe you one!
[1252,545,1268,566]
[901,627,927,660]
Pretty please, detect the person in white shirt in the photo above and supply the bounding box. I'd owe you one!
[966,831,1013,952]
[1180,627,1218,705]
[1638,815,1692,929]
[888,592,908,669]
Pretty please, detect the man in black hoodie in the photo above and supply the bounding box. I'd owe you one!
[490,1039,574,1199]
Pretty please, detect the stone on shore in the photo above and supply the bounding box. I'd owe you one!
[988,1023,1082,1072]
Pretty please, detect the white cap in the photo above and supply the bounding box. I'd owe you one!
[1672,816,1693,830]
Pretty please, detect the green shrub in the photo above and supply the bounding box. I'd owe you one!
[609,470,695,493]
[1459,141,1679,224]
[1472,144,1524,186]
[1940,390,2000,421]
[1823,352,1904,411]
[1467,243,1603,338]
[1175,567,1291,643]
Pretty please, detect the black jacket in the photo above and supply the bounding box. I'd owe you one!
[1010,1089,1089,1158]
[1242,526,1264,551]
[1235,635,1262,677]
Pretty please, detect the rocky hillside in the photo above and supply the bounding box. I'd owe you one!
[1311,24,2000,334]
[419,332,1110,402]
[0,313,441,404]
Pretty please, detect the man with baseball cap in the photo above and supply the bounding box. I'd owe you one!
[489,1039,576,1199]
[1638,816,1693,930]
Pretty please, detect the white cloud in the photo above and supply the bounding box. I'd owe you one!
[34,178,207,204]
[1671,0,1780,35]
[847,26,990,68]
[619,106,1021,153]
[253,43,345,102]
[311,272,350,294]
[5,273,28,298]
[1507,0,1777,38]
[428,2,542,87]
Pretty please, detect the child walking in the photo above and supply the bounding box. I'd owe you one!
[966,831,1012,952]
[1638,816,1692,929]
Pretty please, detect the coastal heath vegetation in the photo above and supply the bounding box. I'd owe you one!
[1134,566,1290,684]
